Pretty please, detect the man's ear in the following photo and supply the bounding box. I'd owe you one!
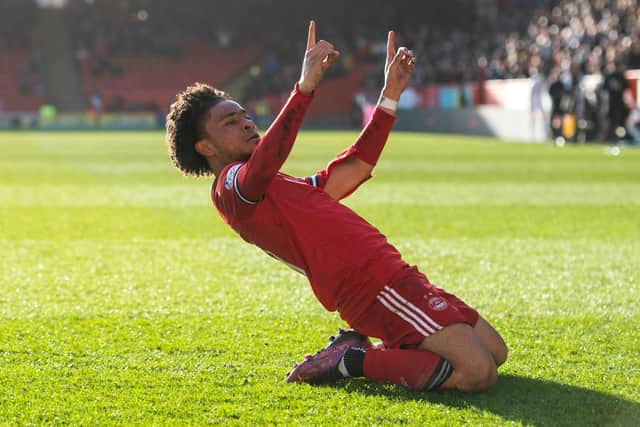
[195,139,215,157]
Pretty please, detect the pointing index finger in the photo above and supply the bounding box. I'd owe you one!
[386,30,396,65]
[307,20,316,50]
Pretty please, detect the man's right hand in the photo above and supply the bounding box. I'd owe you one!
[298,21,340,95]
[381,31,416,101]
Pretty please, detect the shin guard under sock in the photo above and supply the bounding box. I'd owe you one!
[362,348,453,391]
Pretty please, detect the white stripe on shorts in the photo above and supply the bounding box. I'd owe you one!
[377,285,444,337]
[384,286,443,331]
[376,293,433,336]
[378,288,438,334]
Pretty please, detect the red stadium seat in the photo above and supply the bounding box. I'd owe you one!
[0,51,49,112]
[78,38,260,112]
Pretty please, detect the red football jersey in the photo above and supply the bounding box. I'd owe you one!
[211,85,411,319]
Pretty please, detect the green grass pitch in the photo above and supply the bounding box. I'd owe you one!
[1,130,639,426]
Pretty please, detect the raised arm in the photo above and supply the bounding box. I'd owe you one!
[236,20,340,202]
[318,31,416,200]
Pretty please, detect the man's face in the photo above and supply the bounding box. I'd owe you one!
[203,100,260,162]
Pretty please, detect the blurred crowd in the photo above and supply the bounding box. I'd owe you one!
[522,0,640,142]
[437,0,640,82]
[57,0,640,91]
[240,0,640,102]
[67,0,186,68]
[60,0,487,98]
[2,0,640,140]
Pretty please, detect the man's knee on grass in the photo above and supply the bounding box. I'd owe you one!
[484,333,508,367]
[473,317,509,367]
[417,322,500,392]
[451,357,498,392]
[494,341,508,367]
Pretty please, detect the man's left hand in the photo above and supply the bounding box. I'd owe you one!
[381,31,416,101]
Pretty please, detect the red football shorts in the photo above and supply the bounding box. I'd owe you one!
[347,271,479,349]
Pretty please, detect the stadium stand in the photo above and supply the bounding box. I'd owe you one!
[66,0,260,112]
[77,40,260,113]
[0,0,49,112]
[0,51,49,113]
[1,0,639,140]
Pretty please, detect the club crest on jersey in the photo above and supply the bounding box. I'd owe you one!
[225,164,242,190]
[427,296,448,311]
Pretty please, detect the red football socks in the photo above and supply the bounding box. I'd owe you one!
[362,347,453,391]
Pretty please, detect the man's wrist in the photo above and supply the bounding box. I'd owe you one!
[297,80,315,95]
[381,86,401,101]
[377,96,398,114]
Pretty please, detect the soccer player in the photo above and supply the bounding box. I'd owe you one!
[166,21,507,392]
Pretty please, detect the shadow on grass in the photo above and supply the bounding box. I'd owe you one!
[324,374,639,426]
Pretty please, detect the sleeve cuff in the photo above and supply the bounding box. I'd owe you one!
[373,106,397,121]
[294,82,315,98]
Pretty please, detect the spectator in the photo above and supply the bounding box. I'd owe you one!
[625,106,640,144]
[90,88,103,115]
[530,68,550,141]
[602,60,630,140]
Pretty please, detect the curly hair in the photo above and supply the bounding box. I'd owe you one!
[166,82,231,176]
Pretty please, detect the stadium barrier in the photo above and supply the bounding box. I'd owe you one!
[0,112,160,130]
[0,113,39,130]
[394,107,547,142]
[41,113,159,130]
